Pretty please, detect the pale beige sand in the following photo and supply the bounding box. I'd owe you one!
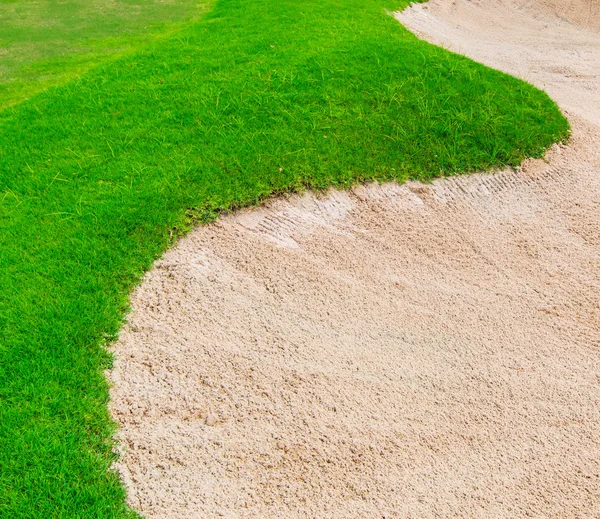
[528,0,600,32]
[110,2,600,518]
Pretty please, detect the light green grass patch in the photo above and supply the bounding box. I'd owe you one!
[0,0,207,108]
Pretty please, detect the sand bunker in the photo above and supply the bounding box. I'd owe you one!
[110,1,600,517]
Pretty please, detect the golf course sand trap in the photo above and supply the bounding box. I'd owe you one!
[109,2,600,518]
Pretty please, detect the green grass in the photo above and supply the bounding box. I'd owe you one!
[0,0,569,517]
[0,0,206,109]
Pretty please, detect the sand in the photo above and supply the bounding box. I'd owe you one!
[109,1,600,517]
[523,0,600,32]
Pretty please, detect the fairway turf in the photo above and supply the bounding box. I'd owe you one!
[0,0,206,109]
[0,0,569,517]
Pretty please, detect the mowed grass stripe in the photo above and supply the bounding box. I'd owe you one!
[0,0,206,109]
[0,0,569,517]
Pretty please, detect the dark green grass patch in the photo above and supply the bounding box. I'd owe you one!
[0,0,569,517]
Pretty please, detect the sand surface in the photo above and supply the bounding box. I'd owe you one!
[525,0,599,32]
[110,1,600,517]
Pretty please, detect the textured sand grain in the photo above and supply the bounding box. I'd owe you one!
[525,0,599,32]
[110,2,600,517]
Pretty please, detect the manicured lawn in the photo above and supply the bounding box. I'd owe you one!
[0,0,569,517]
[0,0,205,109]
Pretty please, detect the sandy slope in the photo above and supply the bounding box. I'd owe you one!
[526,0,599,32]
[110,2,600,518]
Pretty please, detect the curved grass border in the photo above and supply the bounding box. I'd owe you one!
[0,0,569,516]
